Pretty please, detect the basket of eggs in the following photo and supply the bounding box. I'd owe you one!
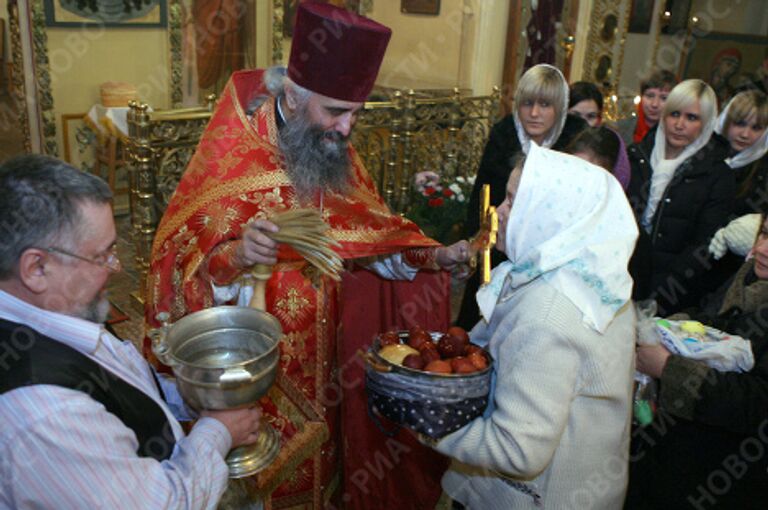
[364,325,492,439]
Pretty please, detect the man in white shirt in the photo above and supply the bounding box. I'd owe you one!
[0,154,260,509]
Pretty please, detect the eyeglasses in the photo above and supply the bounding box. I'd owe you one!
[45,245,122,273]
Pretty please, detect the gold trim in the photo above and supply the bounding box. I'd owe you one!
[233,90,281,151]
[581,0,630,112]
[8,1,31,153]
[154,173,292,244]
[31,0,57,155]
[61,112,88,163]
[272,0,284,65]
[614,0,632,101]
[254,421,328,496]
[168,0,183,107]
[312,277,329,508]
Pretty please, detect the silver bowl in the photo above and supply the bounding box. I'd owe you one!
[152,306,282,410]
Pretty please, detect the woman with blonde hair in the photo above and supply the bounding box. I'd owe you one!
[628,79,734,313]
[458,64,587,328]
[716,89,768,215]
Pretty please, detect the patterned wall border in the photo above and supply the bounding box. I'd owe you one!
[31,0,57,155]
[271,0,284,65]
[7,1,32,153]
[168,0,183,107]
[582,0,631,94]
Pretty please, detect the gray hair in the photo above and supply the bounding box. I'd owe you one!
[248,66,312,113]
[0,155,112,279]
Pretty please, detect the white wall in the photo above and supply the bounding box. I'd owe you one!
[465,0,509,95]
[371,0,510,94]
[370,0,468,90]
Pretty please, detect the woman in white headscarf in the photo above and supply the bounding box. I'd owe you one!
[702,91,768,287]
[458,64,588,328]
[715,89,768,216]
[432,144,638,509]
[627,79,734,314]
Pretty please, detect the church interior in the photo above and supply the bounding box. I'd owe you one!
[2,0,768,508]
[4,0,765,344]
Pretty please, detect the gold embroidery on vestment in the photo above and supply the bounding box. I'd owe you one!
[274,286,312,326]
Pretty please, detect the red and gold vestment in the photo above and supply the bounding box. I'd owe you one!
[146,70,450,509]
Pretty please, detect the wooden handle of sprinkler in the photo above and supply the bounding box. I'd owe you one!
[248,263,273,311]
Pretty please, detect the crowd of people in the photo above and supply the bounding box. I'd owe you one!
[2,2,768,509]
[446,59,768,509]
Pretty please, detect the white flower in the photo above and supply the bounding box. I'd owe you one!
[413,171,441,193]
[449,183,462,195]
[457,194,465,202]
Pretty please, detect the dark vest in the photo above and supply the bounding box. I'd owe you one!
[0,318,176,461]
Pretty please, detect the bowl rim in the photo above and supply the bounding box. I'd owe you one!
[165,306,283,370]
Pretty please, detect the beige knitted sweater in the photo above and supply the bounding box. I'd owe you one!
[436,277,636,509]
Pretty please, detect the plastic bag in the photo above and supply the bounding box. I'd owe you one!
[633,373,657,426]
[635,300,754,372]
[632,300,755,424]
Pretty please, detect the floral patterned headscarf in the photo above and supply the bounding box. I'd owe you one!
[477,143,638,333]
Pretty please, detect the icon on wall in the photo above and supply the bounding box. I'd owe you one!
[401,0,440,16]
[44,0,167,27]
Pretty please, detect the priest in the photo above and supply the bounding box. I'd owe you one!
[146,3,468,508]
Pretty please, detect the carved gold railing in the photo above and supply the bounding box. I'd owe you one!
[124,88,501,308]
[124,95,216,309]
[353,87,502,213]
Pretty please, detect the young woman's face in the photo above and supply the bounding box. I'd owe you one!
[664,100,703,152]
[569,99,601,127]
[753,217,768,280]
[495,167,523,255]
[726,111,766,153]
[641,87,671,124]
[518,98,557,144]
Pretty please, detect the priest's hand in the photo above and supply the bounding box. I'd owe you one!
[236,219,280,267]
[202,405,263,448]
[436,240,471,278]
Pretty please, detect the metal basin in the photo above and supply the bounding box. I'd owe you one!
[152,306,282,410]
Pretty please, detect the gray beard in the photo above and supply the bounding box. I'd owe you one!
[278,108,351,201]
[76,294,111,324]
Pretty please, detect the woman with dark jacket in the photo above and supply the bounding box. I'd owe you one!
[702,91,768,293]
[716,90,768,216]
[627,79,734,315]
[625,215,768,510]
[456,64,586,329]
